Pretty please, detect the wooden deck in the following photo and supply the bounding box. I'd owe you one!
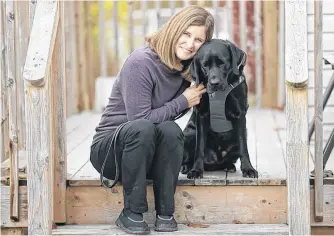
[65,108,334,186]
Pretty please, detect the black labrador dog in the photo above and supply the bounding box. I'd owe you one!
[181,39,258,179]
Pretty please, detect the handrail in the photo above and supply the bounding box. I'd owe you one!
[23,0,58,87]
[285,0,310,235]
[22,0,58,235]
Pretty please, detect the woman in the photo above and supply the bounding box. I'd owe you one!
[90,5,214,235]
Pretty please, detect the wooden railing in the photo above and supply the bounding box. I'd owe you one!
[22,1,66,234]
[285,0,311,234]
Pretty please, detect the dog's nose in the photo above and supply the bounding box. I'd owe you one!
[210,76,220,85]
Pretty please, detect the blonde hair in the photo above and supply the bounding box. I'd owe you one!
[145,5,214,81]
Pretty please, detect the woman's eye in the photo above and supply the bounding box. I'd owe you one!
[184,32,190,36]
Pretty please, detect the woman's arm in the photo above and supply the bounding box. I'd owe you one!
[119,61,189,123]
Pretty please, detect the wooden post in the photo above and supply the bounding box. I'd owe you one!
[23,1,58,234]
[4,0,19,222]
[313,0,324,222]
[50,0,67,223]
[285,0,310,235]
[262,0,279,108]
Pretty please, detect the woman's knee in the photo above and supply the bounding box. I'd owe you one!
[156,121,184,143]
[124,119,156,142]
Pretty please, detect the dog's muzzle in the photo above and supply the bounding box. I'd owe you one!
[209,75,245,133]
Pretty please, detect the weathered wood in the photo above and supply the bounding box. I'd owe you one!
[22,1,59,234]
[4,0,19,222]
[128,0,134,53]
[66,185,287,225]
[50,0,66,224]
[98,1,107,77]
[313,0,324,222]
[262,1,278,108]
[53,224,289,235]
[1,186,27,228]
[64,1,78,116]
[0,0,9,163]
[15,1,29,150]
[75,1,89,111]
[23,1,58,87]
[285,1,310,235]
[254,0,262,108]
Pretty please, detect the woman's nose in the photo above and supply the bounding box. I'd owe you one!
[186,38,195,49]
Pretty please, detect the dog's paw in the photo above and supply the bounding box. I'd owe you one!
[187,170,203,179]
[180,165,191,174]
[241,165,258,178]
[222,163,237,173]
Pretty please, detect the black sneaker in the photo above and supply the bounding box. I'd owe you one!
[115,209,150,235]
[154,215,178,232]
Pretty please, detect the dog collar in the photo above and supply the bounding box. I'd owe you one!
[209,74,245,133]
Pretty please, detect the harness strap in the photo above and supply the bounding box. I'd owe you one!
[209,75,245,133]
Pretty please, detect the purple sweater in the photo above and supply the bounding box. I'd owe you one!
[92,46,190,145]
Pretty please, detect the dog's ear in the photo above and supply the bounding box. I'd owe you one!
[227,41,247,76]
[190,57,204,85]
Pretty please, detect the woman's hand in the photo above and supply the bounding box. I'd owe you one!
[182,84,207,108]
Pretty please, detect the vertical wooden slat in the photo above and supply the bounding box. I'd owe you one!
[278,0,286,109]
[212,0,219,39]
[0,0,9,163]
[85,1,95,110]
[314,0,323,222]
[23,1,58,234]
[170,0,175,17]
[239,1,246,50]
[155,0,161,28]
[128,0,134,53]
[285,0,310,235]
[141,0,148,43]
[262,1,279,108]
[15,1,30,150]
[113,1,119,72]
[182,0,189,7]
[5,0,19,222]
[227,0,233,41]
[29,0,36,29]
[67,1,79,115]
[254,0,262,108]
[99,1,107,77]
[76,1,89,110]
[51,0,67,223]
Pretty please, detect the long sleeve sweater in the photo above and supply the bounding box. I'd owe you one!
[92,45,190,145]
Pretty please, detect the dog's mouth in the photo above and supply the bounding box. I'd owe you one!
[207,83,226,94]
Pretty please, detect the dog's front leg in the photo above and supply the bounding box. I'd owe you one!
[187,111,209,179]
[234,115,258,178]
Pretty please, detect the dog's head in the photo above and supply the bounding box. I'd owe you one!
[190,39,247,94]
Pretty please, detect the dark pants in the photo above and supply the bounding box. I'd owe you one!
[90,119,184,216]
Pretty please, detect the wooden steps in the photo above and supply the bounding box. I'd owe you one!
[53,224,289,235]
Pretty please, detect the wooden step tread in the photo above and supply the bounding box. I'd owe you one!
[53,224,289,235]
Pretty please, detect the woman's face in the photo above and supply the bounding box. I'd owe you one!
[175,25,206,61]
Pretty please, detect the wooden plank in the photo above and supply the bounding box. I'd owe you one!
[50,0,66,224]
[1,186,27,228]
[75,1,89,111]
[66,185,287,225]
[22,0,58,87]
[0,0,9,163]
[66,113,100,155]
[22,1,58,234]
[67,134,94,179]
[313,0,324,222]
[256,110,286,185]
[4,0,19,222]
[311,185,334,226]
[53,224,289,235]
[307,0,334,14]
[262,1,278,108]
[285,1,310,235]
[0,228,27,235]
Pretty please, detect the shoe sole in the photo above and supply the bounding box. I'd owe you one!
[154,226,178,232]
[115,217,151,235]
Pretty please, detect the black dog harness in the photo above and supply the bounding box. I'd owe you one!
[209,75,245,133]
[209,52,247,133]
